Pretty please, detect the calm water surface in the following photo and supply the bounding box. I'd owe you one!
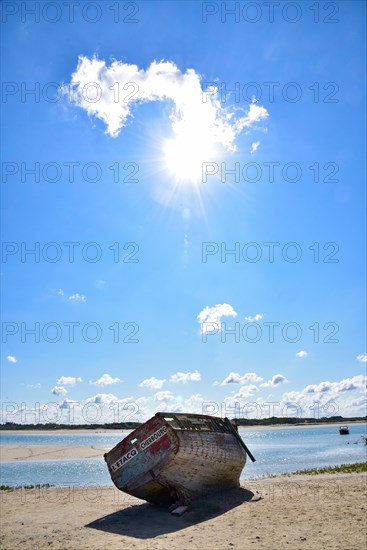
[1,424,366,487]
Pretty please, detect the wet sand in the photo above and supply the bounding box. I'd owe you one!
[0,444,109,461]
[1,473,366,549]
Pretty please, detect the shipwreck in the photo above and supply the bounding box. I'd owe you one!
[104,412,255,507]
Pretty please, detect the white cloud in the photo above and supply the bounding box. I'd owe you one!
[86,393,118,404]
[296,351,308,358]
[6,355,17,363]
[68,56,268,158]
[135,392,210,419]
[57,289,64,296]
[219,372,242,385]
[185,393,205,408]
[250,141,260,154]
[51,386,67,396]
[170,370,201,383]
[154,391,175,402]
[68,293,86,302]
[57,376,82,386]
[90,374,121,387]
[197,303,237,334]
[304,375,366,395]
[280,375,367,418]
[356,354,367,363]
[218,372,263,385]
[260,374,288,388]
[139,377,166,389]
[6,372,365,425]
[95,280,106,289]
[243,373,264,383]
[304,381,331,393]
[25,383,41,389]
[244,313,264,322]
[59,399,79,410]
[235,384,260,398]
[244,102,269,126]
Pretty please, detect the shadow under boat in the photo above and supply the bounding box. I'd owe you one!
[86,486,256,539]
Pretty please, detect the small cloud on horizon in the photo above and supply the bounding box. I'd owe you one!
[260,374,288,388]
[139,377,166,389]
[154,391,175,402]
[244,313,264,322]
[57,376,82,386]
[6,355,17,363]
[296,351,308,358]
[86,393,118,404]
[90,374,122,387]
[51,386,67,396]
[216,372,264,386]
[59,398,79,409]
[170,370,201,383]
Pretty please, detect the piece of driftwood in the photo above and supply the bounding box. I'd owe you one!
[171,505,189,516]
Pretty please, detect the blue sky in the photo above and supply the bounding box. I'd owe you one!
[1,1,366,423]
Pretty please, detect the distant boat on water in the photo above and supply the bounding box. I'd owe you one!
[104,412,255,507]
[339,426,349,435]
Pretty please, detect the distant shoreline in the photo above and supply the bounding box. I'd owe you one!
[1,420,366,436]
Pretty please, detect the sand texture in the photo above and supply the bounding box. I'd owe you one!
[1,473,366,550]
[0,444,109,461]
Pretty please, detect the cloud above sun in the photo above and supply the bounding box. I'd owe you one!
[68,56,269,180]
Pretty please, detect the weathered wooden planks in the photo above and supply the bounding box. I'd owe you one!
[104,412,250,506]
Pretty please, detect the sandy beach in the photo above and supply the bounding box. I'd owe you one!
[0,444,110,462]
[2,427,366,548]
[0,473,366,549]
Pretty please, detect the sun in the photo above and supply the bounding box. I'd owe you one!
[163,129,218,183]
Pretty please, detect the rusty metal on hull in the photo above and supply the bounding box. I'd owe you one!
[104,413,255,506]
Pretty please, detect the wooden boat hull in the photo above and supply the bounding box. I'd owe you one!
[104,413,250,506]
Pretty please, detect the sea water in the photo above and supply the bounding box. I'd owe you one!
[1,424,366,487]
